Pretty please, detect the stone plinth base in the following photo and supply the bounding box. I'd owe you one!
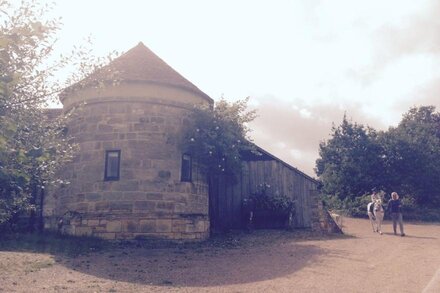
[45,213,209,241]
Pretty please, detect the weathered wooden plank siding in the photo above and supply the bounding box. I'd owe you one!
[210,159,318,232]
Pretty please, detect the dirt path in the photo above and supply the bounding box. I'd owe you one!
[1,218,440,292]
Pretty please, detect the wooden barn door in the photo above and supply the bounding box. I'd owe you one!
[209,174,243,234]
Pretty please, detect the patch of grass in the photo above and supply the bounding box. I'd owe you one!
[24,259,54,273]
[0,231,108,257]
[404,208,440,222]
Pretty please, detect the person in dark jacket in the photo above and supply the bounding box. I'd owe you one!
[387,192,405,236]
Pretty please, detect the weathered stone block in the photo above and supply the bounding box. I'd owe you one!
[88,219,100,226]
[110,201,133,212]
[76,203,89,213]
[122,220,138,232]
[75,226,92,236]
[158,170,171,179]
[118,233,134,239]
[139,220,156,232]
[141,180,166,192]
[108,117,123,124]
[174,203,186,213]
[113,181,139,192]
[181,233,196,240]
[98,124,113,132]
[76,194,85,202]
[185,223,196,233]
[81,153,93,162]
[151,116,165,124]
[172,220,186,232]
[146,193,163,200]
[95,133,118,141]
[102,141,114,149]
[195,220,205,232]
[96,233,116,240]
[102,192,123,201]
[142,159,152,168]
[122,159,142,168]
[133,201,155,211]
[123,192,147,200]
[133,123,146,131]
[95,202,110,211]
[94,226,106,232]
[157,202,175,211]
[156,219,172,233]
[126,133,137,139]
[80,164,102,176]
[109,105,126,114]
[85,193,101,202]
[80,182,95,193]
[163,194,187,204]
[85,115,101,123]
[107,220,122,232]
[121,169,135,180]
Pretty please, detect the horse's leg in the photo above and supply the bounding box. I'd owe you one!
[376,212,383,234]
[368,213,376,232]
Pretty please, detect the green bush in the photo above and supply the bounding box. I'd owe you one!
[321,194,371,217]
[243,183,295,214]
[321,193,440,222]
[242,183,296,229]
[343,195,372,218]
[403,207,440,222]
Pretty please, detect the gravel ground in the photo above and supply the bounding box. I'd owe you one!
[1,217,440,293]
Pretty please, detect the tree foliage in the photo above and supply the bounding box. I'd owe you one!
[315,115,383,200]
[0,0,107,229]
[316,106,440,207]
[180,97,257,178]
[379,106,440,205]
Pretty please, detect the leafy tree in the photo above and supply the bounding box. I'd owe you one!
[180,97,257,179]
[0,0,107,230]
[380,106,440,206]
[315,114,384,200]
[317,106,440,211]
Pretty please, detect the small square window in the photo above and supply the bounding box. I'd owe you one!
[181,153,192,182]
[104,150,120,181]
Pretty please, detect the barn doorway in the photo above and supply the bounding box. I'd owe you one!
[208,174,244,234]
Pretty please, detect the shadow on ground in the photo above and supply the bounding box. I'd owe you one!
[0,229,350,287]
[381,232,437,239]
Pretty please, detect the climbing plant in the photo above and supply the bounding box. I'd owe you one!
[181,97,257,178]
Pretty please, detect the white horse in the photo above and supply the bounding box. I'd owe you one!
[367,198,384,234]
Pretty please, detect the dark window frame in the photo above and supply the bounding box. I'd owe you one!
[181,153,192,182]
[104,150,121,181]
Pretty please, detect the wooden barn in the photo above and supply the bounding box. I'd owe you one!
[209,146,320,233]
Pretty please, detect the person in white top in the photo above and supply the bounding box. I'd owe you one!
[370,189,379,202]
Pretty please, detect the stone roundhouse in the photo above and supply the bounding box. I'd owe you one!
[45,43,212,240]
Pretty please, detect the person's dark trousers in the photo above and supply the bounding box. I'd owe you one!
[391,212,404,236]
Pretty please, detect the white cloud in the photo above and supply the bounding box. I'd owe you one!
[43,0,440,176]
[289,149,302,160]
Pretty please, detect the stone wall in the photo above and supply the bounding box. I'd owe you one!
[46,212,209,240]
[309,192,343,234]
[44,83,211,240]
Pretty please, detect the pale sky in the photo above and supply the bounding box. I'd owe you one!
[47,0,440,177]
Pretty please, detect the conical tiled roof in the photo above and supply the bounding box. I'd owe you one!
[66,42,211,102]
